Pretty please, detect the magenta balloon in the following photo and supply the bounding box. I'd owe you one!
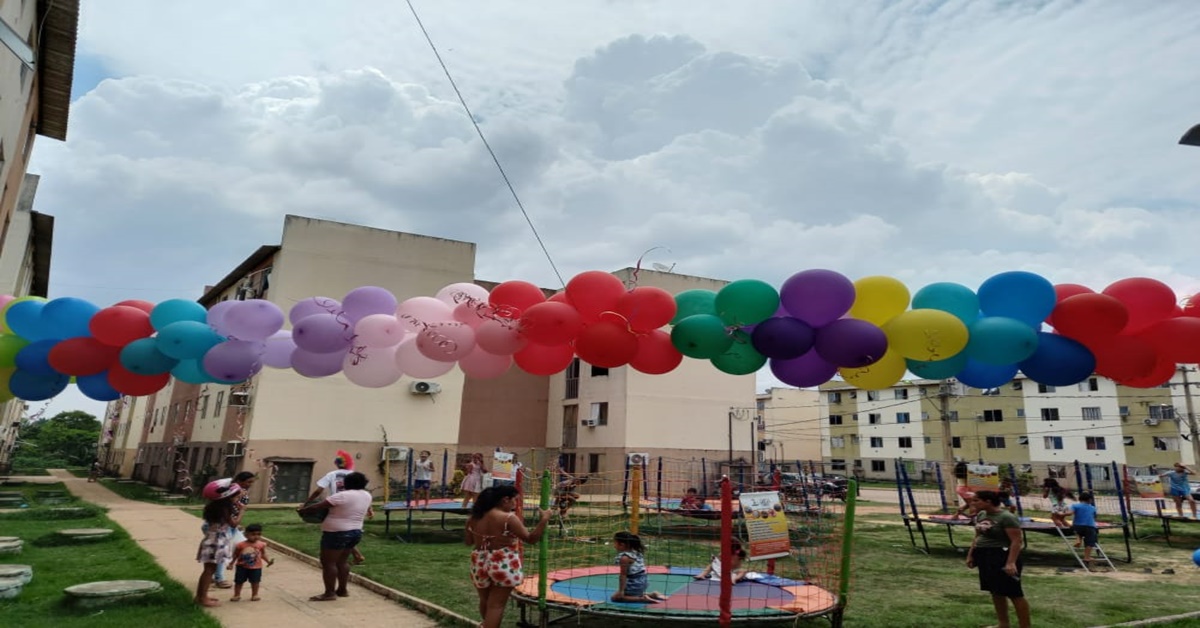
[289,297,342,326]
[292,313,353,353]
[416,321,477,362]
[458,346,512,379]
[780,269,856,327]
[342,286,398,324]
[769,350,838,387]
[814,318,889,368]
[223,299,285,341]
[394,336,455,378]
[206,300,238,336]
[291,348,345,378]
[475,319,528,355]
[341,344,403,388]
[201,340,265,383]
[262,330,296,369]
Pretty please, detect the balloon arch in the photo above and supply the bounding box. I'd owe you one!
[0,270,1193,403]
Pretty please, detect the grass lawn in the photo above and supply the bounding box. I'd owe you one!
[0,483,220,628]
[239,499,1200,628]
[94,477,204,505]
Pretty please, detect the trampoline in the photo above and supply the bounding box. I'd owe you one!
[902,513,1131,563]
[1132,499,1200,546]
[382,498,471,536]
[513,565,838,622]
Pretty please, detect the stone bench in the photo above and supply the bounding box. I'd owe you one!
[0,491,22,498]
[64,580,162,607]
[56,528,114,542]
[0,564,32,585]
[0,540,23,555]
[35,490,66,498]
[0,496,24,506]
[115,479,138,484]
[0,577,24,600]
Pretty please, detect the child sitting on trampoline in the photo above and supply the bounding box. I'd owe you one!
[612,531,669,603]
[680,487,707,511]
[694,539,748,583]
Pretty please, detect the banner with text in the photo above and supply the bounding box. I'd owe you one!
[738,491,790,560]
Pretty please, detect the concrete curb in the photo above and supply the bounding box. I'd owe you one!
[1091,610,1200,627]
[265,537,475,627]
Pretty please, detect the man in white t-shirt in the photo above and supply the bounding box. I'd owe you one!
[412,450,435,509]
[306,450,366,564]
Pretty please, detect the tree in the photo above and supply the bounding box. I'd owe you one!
[13,410,100,468]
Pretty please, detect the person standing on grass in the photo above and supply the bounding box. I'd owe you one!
[965,490,1030,628]
[1159,462,1198,518]
[307,450,366,565]
[465,485,551,628]
[412,450,435,509]
[195,483,242,607]
[298,471,373,602]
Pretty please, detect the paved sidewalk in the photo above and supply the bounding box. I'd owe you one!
[50,470,445,628]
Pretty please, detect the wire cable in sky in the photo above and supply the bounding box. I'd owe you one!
[404,0,566,287]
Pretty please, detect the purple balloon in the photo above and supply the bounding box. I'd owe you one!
[223,299,286,341]
[206,300,238,336]
[342,286,398,324]
[779,269,855,327]
[769,351,838,387]
[288,297,342,326]
[751,316,815,360]
[201,340,265,383]
[262,330,296,368]
[291,348,345,378]
[814,318,889,368]
[292,313,353,353]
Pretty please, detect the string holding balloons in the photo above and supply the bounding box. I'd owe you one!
[0,269,1197,402]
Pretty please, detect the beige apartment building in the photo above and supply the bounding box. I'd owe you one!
[756,387,822,473]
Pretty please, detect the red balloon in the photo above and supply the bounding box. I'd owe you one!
[1046,283,1094,326]
[629,329,683,375]
[489,281,546,317]
[1090,335,1157,382]
[513,342,575,376]
[108,364,171,396]
[548,291,569,303]
[89,305,154,347]
[115,299,155,314]
[1138,317,1200,364]
[1118,356,1176,388]
[518,301,583,346]
[574,321,639,368]
[1050,294,1128,342]
[566,271,627,322]
[48,337,120,376]
[1102,278,1177,334]
[615,286,677,332]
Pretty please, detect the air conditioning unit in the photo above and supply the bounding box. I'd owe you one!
[627,452,648,466]
[582,417,599,428]
[1144,418,1160,427]
[381,446,410,462]
[410,381,442,395]
[229,391,251,407]
[224,441,244,457]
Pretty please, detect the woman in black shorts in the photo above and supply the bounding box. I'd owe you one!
[966,490,1031,628]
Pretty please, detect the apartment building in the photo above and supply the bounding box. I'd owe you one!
[756,387,822,473]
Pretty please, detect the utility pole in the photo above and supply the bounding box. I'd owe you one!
[939,381,957,509]
[1179,367,1200,466]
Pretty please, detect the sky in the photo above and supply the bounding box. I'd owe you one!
[24,0,1200,420]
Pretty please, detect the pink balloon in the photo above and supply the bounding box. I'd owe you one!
[436,282,490,306]
[452,301,490,328]
[395,297,453,333]
[342,344,403,388]
[262,330,296,368]
[355,314,405,347]
[475,319,528,355]
[458,346,512,379]
[416,321,476,362]
[0,295,15,310]
[394,336,455,378]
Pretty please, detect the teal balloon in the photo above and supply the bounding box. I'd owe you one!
[671,290,717,325]
[912,283,979,324]
[978,271,1056,327]
[156,320,222,360]
[965,316,1039,365]
[120,337,179,375]
[171,359,214,384]
[710,331,767,375]
[907,352,968,380]
[715,280,780,327]
[955,358,1019,389]
[150,299,208,331]
[670,314,733,359]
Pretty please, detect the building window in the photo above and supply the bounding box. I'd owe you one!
[948,410,959,422]
[1153,436,1178,451]
[1012,381,1023,391]
[871,460,886,472]
[829,391,842,404]
[986,436,1006,449]
[198,395,209,419]
[829,415,843,426]
[867,390,880,401]
[981,387,1000,396]
[1123,437,1135,447]
[1085,436,1107,451]
[868,413,881,425]
[831,436,845,448]
[1041,408,1060,421]
[898,437,913,448]
[1119,405,1130,418]
[869,437,883,448]
[1043,436,1064,450]
[184,400,192,419]
[1082,377,1099,392]
[588,453,602,473]
[896,412,911,424]
[923,436,932,444]
[952,437,961,448]
[565,359,580,399]
[894,389,908,400]
[590,365,608,377]
[1037,383,1056,394]
[1149,405,1174,420]
[831,459,847,471]
[214,392,225,416]
[1081,407,1101,421]
[590,402,608,426]
[983,409,1004,422]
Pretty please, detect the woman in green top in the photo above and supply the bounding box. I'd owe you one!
[966,490,1030,628]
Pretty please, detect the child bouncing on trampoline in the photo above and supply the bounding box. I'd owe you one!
[611,531,669,603]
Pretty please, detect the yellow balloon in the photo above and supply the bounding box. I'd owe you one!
[0,366,14,399]
[885,309,969,361]
[849,276,911,326]
[840,348,906,390]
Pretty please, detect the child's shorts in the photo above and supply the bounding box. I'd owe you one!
[1073,525,1098,548]
[235,566,262,584]
[414,480,431,489]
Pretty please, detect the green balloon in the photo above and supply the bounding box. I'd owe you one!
[0,334,29,368]
[671,314,734,359]
[671,290,717,325]
[715,279,780,326]
[711,331,767,375]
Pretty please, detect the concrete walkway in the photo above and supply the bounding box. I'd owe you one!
[49,470,446,628]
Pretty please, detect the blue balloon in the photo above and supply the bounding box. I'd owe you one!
[955,358,1019,389]
[1019,332,1096,387]
[1193,548,1200,567]
[76,371,121,402]
[150,299,208,331]
[7,369,69,401]
[978,271,1056,328]
[119,338,179,375]
[171,359,214,384]
[156,321,222,360]
[907,352,969,380]
[14,339,59,376]
[41,297,100,339]
[913,283,979,324]
[966,317,1039,365]
[5,299,50,341]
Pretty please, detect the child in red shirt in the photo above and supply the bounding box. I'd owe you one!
[228,523,273,601]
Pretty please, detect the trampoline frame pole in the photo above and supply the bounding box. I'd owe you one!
[538,469,550,613]
[934,462,947,512]
[836,478,858,627]
[719,476,732,627]
[631,463,642,535]
[441,449,448,494]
